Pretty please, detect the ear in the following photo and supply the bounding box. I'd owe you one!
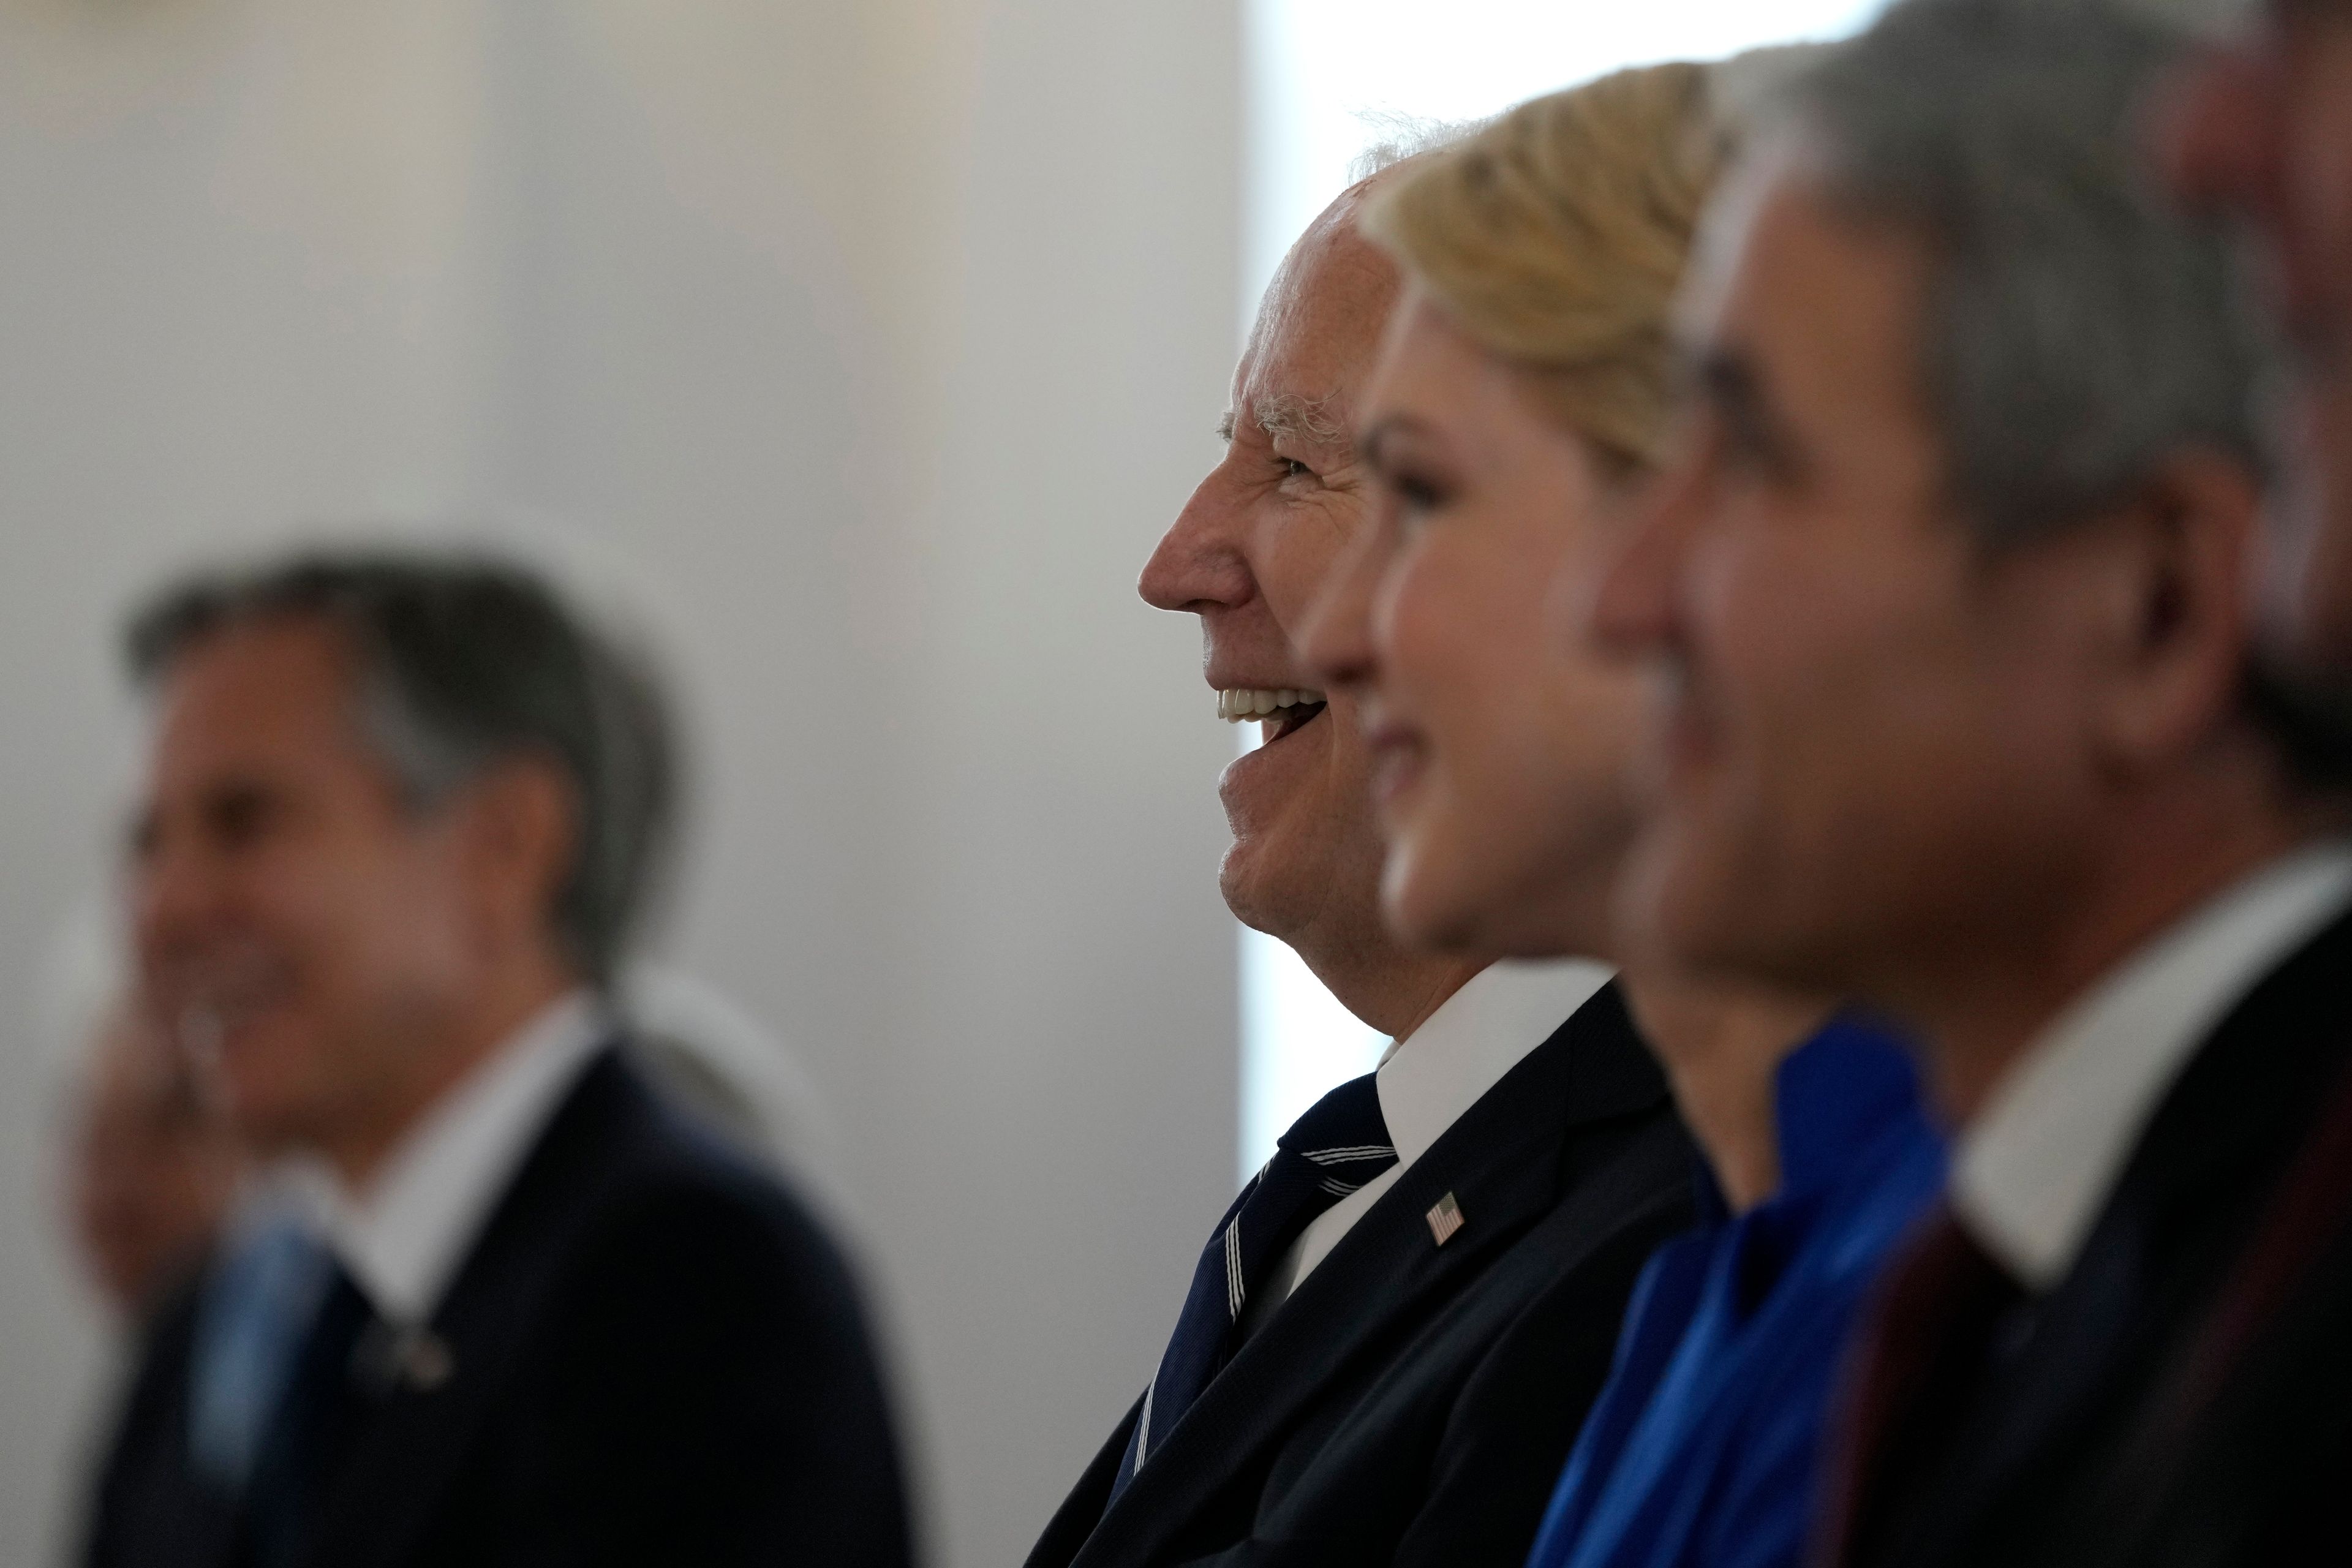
[2083,447,2264,775]
[454,755,579,961]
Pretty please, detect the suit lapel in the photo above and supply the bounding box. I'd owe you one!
[296,1047,640,1567]
[1891,908,2352,1567]
[1072,985,1669,1568]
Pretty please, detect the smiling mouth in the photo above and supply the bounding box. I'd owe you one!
[1218,687,1329,744]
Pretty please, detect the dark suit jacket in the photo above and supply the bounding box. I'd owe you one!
[1834,903,2352,1568]
[1026,982,1697,1568]
[84,1046,914,1568]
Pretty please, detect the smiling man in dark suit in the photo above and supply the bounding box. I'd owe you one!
[83,552,913,1568]
[1022,141,1698,1568]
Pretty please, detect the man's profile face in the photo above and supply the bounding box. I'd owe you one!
[1593,164,2116,1001]
[130,617,479,1158]
[2163,0,2352,674]
[1139,190,1398,962]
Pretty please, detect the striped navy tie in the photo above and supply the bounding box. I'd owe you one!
[1107,1071,1396,1505]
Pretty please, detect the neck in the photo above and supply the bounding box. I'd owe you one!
[324,953,579,1193]
[1621,971,1830,1213]
[1302,938,1485,1045]
[1898,779,2334,1128]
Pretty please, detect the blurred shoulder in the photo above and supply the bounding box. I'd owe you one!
[550,1045,865,1309]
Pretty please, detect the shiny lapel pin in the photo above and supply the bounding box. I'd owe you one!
[1426,1191,1465,1247]
[393,1327,457,1392]
[353,1322,454,1395]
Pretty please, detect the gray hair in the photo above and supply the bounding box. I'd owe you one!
[127,549,679,988]
[1776,0,2276,545]
[1351,112,1486,184]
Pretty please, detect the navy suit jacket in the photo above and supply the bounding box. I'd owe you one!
[83,1046,915,1568]
[1025,982,1697,1568]
[1835,905,2352,1568]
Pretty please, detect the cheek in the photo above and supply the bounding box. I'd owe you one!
[1381,538,1536,707]
[305,837,474,1000]
[1696,538,1970,820]
[1688,535,1833,741]
[1257,500,1357,636]
[2269,53,2352,335]
[2293,56,2352,270]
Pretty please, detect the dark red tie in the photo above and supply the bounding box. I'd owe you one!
[1814,1203,2024,1568]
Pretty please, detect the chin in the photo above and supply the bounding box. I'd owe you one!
[209,1049,321,1152]
[1218,834,1314,945]
[1216,839,1270,932]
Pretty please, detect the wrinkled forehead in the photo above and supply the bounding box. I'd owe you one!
[1236,194,1402,432]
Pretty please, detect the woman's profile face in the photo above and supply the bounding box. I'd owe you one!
[1300,285,1649,959]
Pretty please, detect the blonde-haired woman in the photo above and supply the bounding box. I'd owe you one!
[1298,56,1942,1568]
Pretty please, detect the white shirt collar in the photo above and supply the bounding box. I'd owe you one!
[1373,958,1616,1169]
[300,990,608,1324]
[1953,840,2352,1291]
[1248,957,1615,1322]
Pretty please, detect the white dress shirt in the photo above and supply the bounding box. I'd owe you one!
[1953,840,2352,1291]
[288,990,609,1325]
[1243,958,1616,1332]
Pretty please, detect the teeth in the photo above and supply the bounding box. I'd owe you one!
[1217,687,1326,724]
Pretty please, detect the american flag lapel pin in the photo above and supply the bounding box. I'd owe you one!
[396,1328,456,1392]
[1426,1191,1465,1247]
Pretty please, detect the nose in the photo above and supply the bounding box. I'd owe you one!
[1140,466,1256,614]
[1297,517,1388,695]
[2153,45,2284,219]
[1589,458,1700,663]
[129,815,215,985]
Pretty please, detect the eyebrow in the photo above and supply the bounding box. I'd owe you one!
[1223,391,1347,451]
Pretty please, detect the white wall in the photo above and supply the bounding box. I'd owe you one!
[0,2,1242,1564]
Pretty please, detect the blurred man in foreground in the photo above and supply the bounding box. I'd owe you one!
[1026,143,1696,1568]
[86,552,911,1568]
[1591,2,2351,1564]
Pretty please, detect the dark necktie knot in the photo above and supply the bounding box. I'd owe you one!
[1818,1204,2028,1568]
[1106,1072,1397,1508]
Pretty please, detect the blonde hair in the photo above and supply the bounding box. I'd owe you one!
[1360,62,1727,475]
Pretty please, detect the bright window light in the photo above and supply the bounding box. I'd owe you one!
[1236,0,1886,1178]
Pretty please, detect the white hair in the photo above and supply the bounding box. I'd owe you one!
[1349,111,1486,183]
[1705,42,1838,140]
